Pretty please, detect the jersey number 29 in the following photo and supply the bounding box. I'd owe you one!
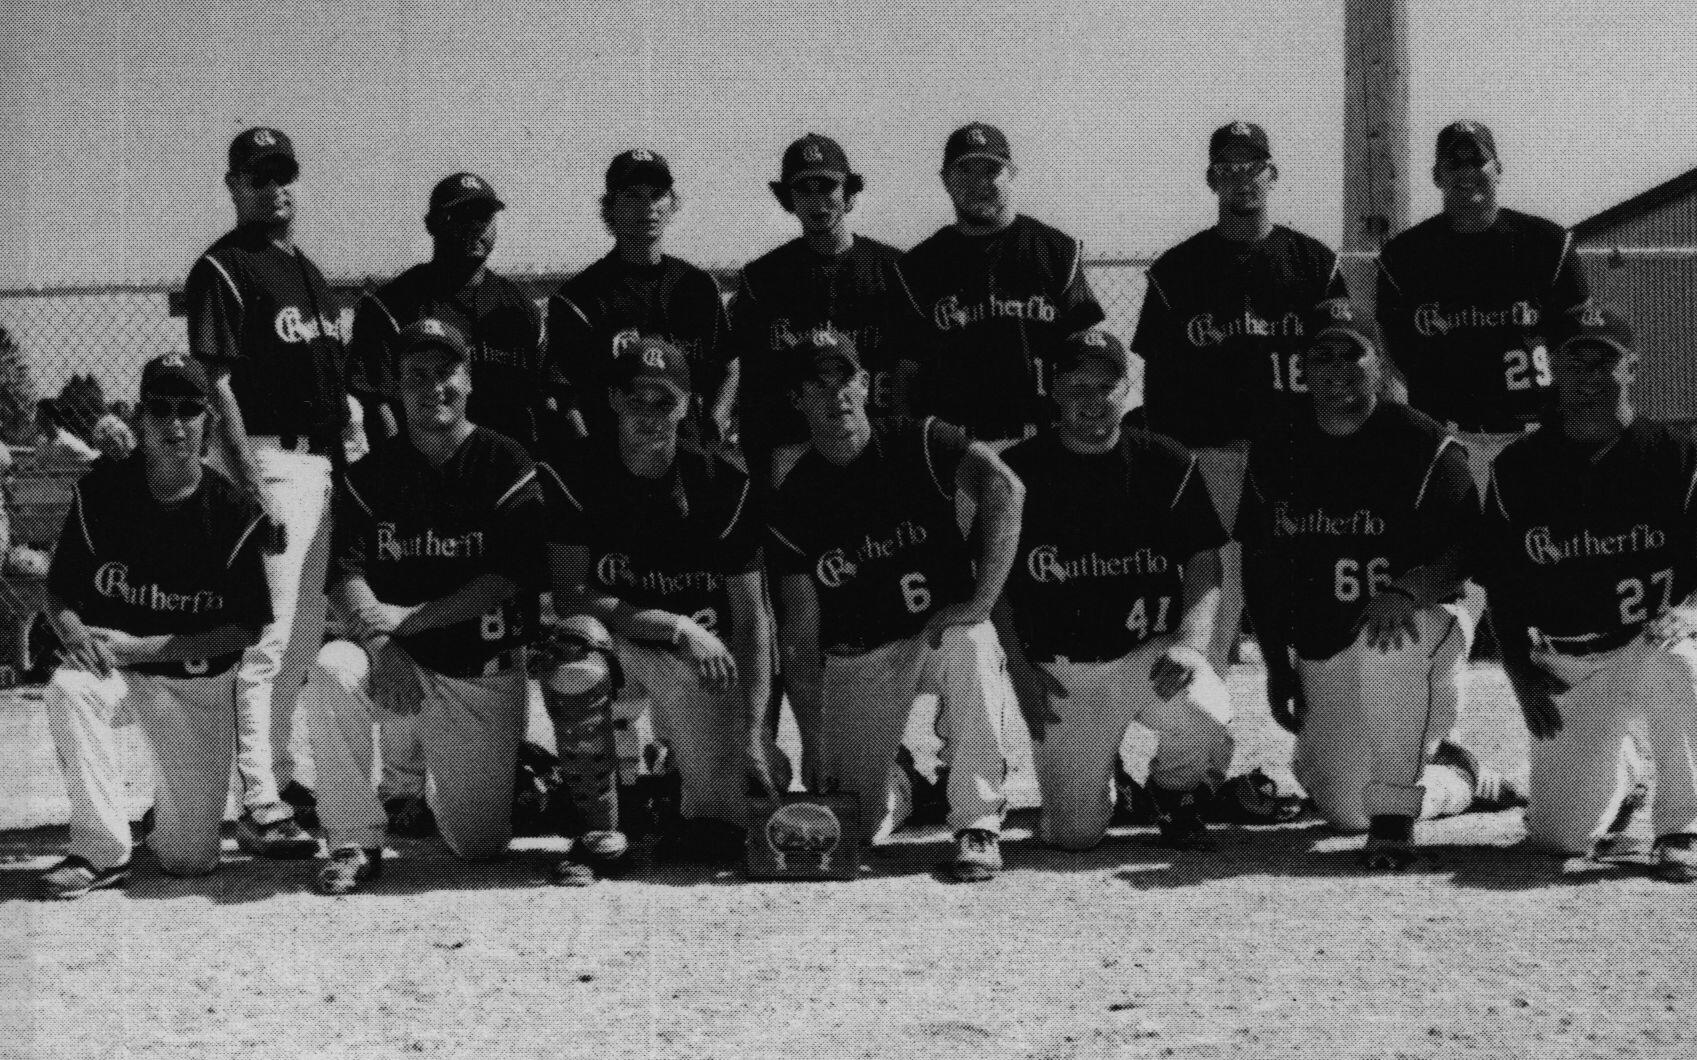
[1504,346,1552,391]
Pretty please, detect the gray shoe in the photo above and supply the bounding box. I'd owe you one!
[235,812,320,859]
[39,856,130,900]
[1653,834,1697,883]
[949,829,1002,883]
[316,847,383,895]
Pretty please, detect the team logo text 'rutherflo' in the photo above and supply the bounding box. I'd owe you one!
[815,522,930,588]
[932,294,1056,332]
[1523,524,1667,566]
[377,523,487,561]
[1413,301,1538,337]
[94,563,226,613]
[595,552,723,596]
[274,306,352,345]
[1026,545,1169,583]
[1185,310,1304,348]
[1272,503,1387,537]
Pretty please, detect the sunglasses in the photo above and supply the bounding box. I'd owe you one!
[141,397,208,421]
[1209,160,1271,181]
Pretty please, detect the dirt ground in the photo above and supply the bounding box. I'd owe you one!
[1,663,1693,1060]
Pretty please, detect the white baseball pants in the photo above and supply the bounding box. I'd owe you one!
[302,640,525,858]
[233,444,332,819]
[821,622,1012,841]
[1294,604,1475,830]
[1033,639,1234,850]
[1194,444,1249,675]
[45,666,237,875]
[1526,633,1697,854]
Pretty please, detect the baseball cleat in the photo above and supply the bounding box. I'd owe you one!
[1592,783,1651,861]
[1151,786,1217,851]
[316,847,383,895]
[1433,740,1528,813]
[1652,834,1697,883]
[39,856,130,900]
[1359,838,1419,871]
[280,780,320,830]
[948,828,1002,883]
[235,812,320,859]
[551,830,632,885]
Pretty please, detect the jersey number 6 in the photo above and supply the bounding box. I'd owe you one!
[1334,557,1390,602]
[900,572,932,615]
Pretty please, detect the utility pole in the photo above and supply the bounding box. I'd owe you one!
[1341,0,1410,314]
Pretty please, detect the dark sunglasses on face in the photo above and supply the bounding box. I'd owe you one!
[1209,160,1271,182]
[141,397,208,421]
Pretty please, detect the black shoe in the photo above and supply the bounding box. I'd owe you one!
[1594,783,1651,860]
[1112,762,1156,826]
[1151,786,1216,852]
[384,795,437,840]
[234,812,319,859]
[656,819,747,864]
[280,781,319,830]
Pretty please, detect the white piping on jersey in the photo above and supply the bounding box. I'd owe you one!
[343,479,375,519]
[204,256,244,311]
[1375,257,1405,300]
[1062,237,1084,295]
[1143,271,1173,311]
[1487,474,1510,522]
[720,477,750,540]
[1414,436,1459,509]
[1684,464,1697,513]
[892,265,926,319]
[1171,456,1197,510]
[769,525,806,557]
[920,416,949,499]
[1552,231,1575,289]
[494,468,538,511]
[737,270,759,304]
[364,292,402,334]
[551,294,593,330]
[537,463,584,513]
[72,488,95,555]
[226,516,264,569]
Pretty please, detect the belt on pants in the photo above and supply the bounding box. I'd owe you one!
[1530,625,1639,658]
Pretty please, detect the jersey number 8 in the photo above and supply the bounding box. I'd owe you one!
[1334,557,1391,602]
[480,607,508,642]
[1504,346,1552,391]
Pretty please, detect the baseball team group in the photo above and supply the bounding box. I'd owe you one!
[32,115,1697,899]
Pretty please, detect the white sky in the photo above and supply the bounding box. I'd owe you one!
[1,0,1693,286]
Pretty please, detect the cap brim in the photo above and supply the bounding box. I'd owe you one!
[396,338,468,363]
[239,151,298,179]
[1308,327,1377,355]
[1557,335,1632,360]
[946,151,1012,168]
[432,192,505,214]
[785,168,849,185]
[1052,351,1129,379]
[610,164,673,191]
[617,374,691,399]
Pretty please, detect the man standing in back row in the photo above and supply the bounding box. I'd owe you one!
[1376,120,1591,494]
[1134,121,1347,674]
[897,122,1103,445]
[184,127,349,857]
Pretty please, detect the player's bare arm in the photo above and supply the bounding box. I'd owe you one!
[547,542,738,693]
[991,597,1064,741]
[926,440,1024,646]
[776,571,824,788]
[328,572,428,716]
[724,568,776,797]
[205,371,285,545]
[1151,547,1222,701]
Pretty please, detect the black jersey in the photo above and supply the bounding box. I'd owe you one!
[48,458,273,679]
[1376,208,1590,432]
[1002,429,1227,663]
[350,263,551,450]
[546,252,730,431]
[185,225,351,448]
[1235,403,1479,661]
[540,441,759,639]
[732,234,907,449]
[1134,225,1346,448]
[768,417,974,655]
[333,427,543,677]
[1480,420,1697,642]
[897,215,1103,442]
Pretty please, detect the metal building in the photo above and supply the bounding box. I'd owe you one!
[1571,167,1697,423]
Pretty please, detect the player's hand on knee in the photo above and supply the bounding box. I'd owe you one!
[1644,606,1697,650]
[923,603,989,649]
[370,638,425,715]
[59,617,117,677]
[673,617,737,693]
[1011,662,1066,742]
[91,628,149,668]
[1356,591,1420,653]
[1150,644,1206,701]
[1266,666,1305,734]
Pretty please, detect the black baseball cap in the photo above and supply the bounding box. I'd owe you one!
[943,123,1012,168]
[1052,329,1132,380]
[140,353,211,399]
[1436,120,1498,165]
[606,149,673,192]
[229,127,298,180]
[429,172,504,215]
[1304,298,1379,356]
[393,317,470,364]
[1210,121,1271,161]
[1553,302,1634,359]
[777,133,852,187]
[611,335,692,397]
[786,327,863,387]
